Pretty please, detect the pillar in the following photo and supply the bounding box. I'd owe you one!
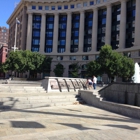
[26,13,33,50]
[40,13,46,54]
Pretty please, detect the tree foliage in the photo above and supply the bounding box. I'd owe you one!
[3,50,52,77]
[69,62,81,78]
[53,63,65,77]
[86,45,134,82]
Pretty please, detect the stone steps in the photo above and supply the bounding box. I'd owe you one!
[0,93,83,110]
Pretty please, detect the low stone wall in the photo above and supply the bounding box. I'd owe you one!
[78,90,140,119]
[99,83,140,106]
[41,77,87,93]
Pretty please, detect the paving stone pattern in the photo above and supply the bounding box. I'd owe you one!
[0,104,140,140]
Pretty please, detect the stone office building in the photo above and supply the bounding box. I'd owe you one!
[7,0,140,78]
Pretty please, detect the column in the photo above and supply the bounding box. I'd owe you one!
[40,13,46,54]
[78,10,85,53]
[92,8,98,52]
[119,0,127,49]
[105,4,112,45]
[134,0,140,46]
[65,12,72,53]
[53,13,59,54]
[26,13,33,50]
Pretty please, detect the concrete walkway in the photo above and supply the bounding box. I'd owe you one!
[0,104,140,140]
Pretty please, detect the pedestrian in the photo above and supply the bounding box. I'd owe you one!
[86,78,93,90]
[92,76,97,89]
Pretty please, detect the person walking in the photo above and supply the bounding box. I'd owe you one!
[86,78,93,90]
[92,76,97,89]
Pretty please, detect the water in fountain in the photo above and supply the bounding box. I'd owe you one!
[133,62,140,83]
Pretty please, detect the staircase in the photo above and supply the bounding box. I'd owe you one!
[0,82,84,110]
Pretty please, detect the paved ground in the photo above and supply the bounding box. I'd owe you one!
[0,104,140,140]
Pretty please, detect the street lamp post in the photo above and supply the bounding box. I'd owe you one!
[12,17,20,52]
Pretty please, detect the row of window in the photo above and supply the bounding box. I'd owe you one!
[31,0,107,10]
[57,56,89,61]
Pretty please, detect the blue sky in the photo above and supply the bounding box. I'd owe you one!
[0,0,20,28]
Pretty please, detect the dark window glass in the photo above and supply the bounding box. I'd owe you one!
[74,31,79,37]
[33,31,40,37]
[60,31,66,37]
[59,23,66,29]
[33,23,41,29]
[33,15,41,21]
[32,39,40,45]
[47,24,54,29]
[132,10,135,17]
[74,22,79,28]
[46,48,52,53]
[60,16,67,21]
[71,5,74,9]
[32,47,39,52]
[60,40,66,45]
[102,18,106,24]
[32,6,36,9]
[88,21,92,27]
[64,5,68,9]
[52,6,55,10]
[46,32,53,37]
[58,6,62,10]
[90,1,94,5]
[46,40,53,45]
[47,16,54,21]
[38,6,42,10]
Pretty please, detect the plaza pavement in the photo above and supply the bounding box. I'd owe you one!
[0,104,140,140]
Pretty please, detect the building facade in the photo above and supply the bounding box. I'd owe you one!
[0,43,8,77]
[7,0,140,78]
[0,27,9,44]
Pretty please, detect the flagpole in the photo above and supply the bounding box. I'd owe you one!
[14,18,18,52]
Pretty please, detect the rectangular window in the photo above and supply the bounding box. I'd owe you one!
[60,31,66,37]
[88,38,91,44]
[33,31,40,37]
[74,39,79,45]
[90,1,94,5]
[88,29,92,34]
[38,6,42,10]
[74,22,79,28]
[101,36,105,42]
[74,31,79,37]
[47,24,53,29]
[70,56,76,60]
[58,6,61,10]
[133,10,136,17]
[96,0,100,4]
[45,6,49,10]
[71,5,74,9]
[116,25,120,31]
[46,32,53,37]
[32,6,36,9]
[102,18,106,24]
[32,39,40,45]
[83,2,87,7]
[59,23,66,29]
[46,48,52,53]
[51,6,55,10]
[57,56,63,60]
[64,5,68,9]
[117,15,120,21]
[59,40,66,45]
[82,56,89,60]
[88,21,92,27]
[102,27,106,33]
[77,3,81,8]
[46,40,53,45]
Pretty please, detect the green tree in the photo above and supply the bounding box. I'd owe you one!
[86,45,134,82]
[53,63,65,77]
[86,61,102,77]
[69,62,81,78]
